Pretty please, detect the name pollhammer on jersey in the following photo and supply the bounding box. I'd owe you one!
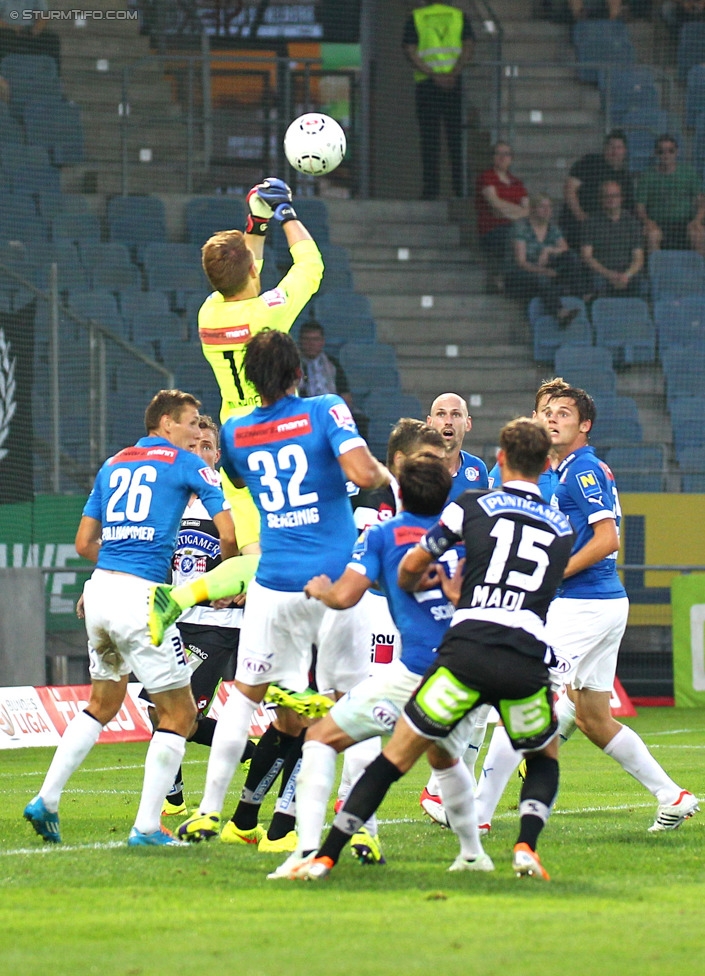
[101,525,156,541]
[266,506,320,529]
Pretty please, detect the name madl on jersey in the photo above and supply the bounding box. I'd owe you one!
[470,584,526,612]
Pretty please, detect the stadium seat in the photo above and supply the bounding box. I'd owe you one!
[338,342,401,399]
[603,444,665,492]
[555,341,613,374]
[23,98,85,165]
[0,54,61,117]
[363,390,425,426]
[107,195,167,252]
[590,394,643,447]
[685,65,705,128]
[118,288,173,341]
[318,243,354,293]
[591,297,656,366]
[5,160,61,197]
[51,213,101,246]
[669,396,705,452]
[677,445,705,491]
[314,289,377,346]
[32,242,90,292]
[0,101,25,144]
[293,198,331,244]
[654,296,705,352]
[677,21,705,82]
[84,243,142,291]
[648,251,705,301]
[184,196,246,245]
[142,242,205,292]
[573,20,635,84]
[65,289,125,336]
[661,345,705,403]
[0,143,50,171]
[532,309,591,363]
[602,66,658,124]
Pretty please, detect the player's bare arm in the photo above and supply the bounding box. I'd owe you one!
[212,509,239,561]
[75,515,102,564]
[563,516,619,579]
[398,543,435,591]
[338,445,390,490]
[304,567,370,609]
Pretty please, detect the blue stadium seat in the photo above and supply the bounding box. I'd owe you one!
[602,66,658,124]
[654,296,705,352]
[142,242,205,292]
[0,54,61,117]
[65,289,125,336]
[23,98,84,165]
[32,242,89,291]
[51,212,101,246]
[293,198,331,244]
[363,390,425,426]
[591,297,656,365]
[314,289,377,346]
[677,21,705,82]
[4,160,61,196]
[590,394,643,447]
[685,65,705,128]
[573,20,635,85]
[555,342,613,374]
[184,196,246,245]
[0,101,25,144]
[338,342,401,399]
[649,251,705,300]
[107,195,167,252]
[318,243,354,293]
[83,243,142,291]
[603,444,665,492]
[669,396,705,452]
[532,310,592,363]
[171,359,221,418]
[661,345,705,403]
[692,110,705,179]
[677,445,705,491]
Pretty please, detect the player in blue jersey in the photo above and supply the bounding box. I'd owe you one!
[543,386,699,832]
[177,330,390,843]
[299,418,575,881]
[267,452,495,879]
[427,392,488,500]
[420,391,489,818]
[23,390,249,848]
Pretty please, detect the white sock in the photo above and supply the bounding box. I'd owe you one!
[200,687,256,814]
[435,763,484,860]
[425,769,440,796]
[463,706,491,787]
[341,737,381,835]
[133,731,186,835]
[555,693,577,741]
[40,710,103,811]
[603,724,682,803]
[474,725,521,827]
[296,740,338,855]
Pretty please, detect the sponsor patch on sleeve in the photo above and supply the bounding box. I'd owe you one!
[261,287,287,307]
[328,402,357,431]
[576,469,602,500]
[198,466,221,487]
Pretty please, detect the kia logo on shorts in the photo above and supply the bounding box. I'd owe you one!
[372,703,398,731]
[244,659,272,675]
[0,704,16,738]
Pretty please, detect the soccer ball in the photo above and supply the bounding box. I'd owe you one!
[284,113,346,176]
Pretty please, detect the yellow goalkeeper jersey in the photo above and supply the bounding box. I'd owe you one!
[199,238,324,422]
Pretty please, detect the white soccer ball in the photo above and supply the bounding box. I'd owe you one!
[284,113,346,176]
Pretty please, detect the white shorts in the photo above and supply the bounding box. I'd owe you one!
[331,658,422,741]
[83,570,191,695]
[546,596,629,693]
[316,600,370,694]
[360,590,402,677]
[236,578,326,691]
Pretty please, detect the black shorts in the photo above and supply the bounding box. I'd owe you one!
[139,623,240,715]
[404,628,557,752]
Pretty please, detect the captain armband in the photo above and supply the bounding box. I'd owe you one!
[420,521,459,558]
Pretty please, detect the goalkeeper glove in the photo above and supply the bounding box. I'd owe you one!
[245,183,273,236]
[256,177,293,209]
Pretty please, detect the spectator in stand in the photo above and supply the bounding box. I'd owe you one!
[0,0,61,68]
[661,0,705,38]
[298,320,369,438]
[635,134,705,257]
[475,141,529,292]
[505,193,584,324]
[581,180,645,299]
[561,130,636,250]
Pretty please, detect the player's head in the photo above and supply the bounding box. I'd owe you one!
[386,418,445,472]
[298,320,326,359]
[145,389,202,451]
[427,393,472,456]
[196,415,220,469]
[244,329,301,403]
[397,453,452,516]
[534,376,570,417]
[202,229,258,297]
[497,417,551,481]
[544,386,595,456]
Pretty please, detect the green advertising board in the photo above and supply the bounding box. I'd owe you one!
[671,573,705,706]
[0,495,91,632]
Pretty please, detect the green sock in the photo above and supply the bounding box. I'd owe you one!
[170,554,259,610]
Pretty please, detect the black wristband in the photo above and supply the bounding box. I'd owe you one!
[245,214,269,236]
[273,202,298,224]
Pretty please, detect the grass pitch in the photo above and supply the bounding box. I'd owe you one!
[1,707,703,976]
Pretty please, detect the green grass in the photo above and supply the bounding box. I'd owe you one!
[1,707,704,976]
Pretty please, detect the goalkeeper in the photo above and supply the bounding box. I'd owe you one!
[198,178,324,553]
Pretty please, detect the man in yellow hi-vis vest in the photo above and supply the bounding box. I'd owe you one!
[403,3,475,200]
